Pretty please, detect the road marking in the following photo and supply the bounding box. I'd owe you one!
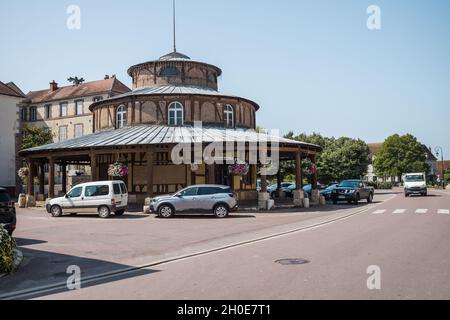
[0,193,399,300]
[393,209,406,214]
[372,209,386,214]
[415,209,428,214]
[438,209,450,215]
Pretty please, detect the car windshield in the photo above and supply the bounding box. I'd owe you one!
[339,181,360,188]
[405,175,424,182]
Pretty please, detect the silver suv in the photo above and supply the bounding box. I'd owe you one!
[150,185,238,218]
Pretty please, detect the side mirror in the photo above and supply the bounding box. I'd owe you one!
[65,194,69,198]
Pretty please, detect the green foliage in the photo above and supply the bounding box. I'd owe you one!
[21,126,54,150]
[0,226,16,274]
[373,134,428,179]
[367,181,393,190]
[282,132,370,184]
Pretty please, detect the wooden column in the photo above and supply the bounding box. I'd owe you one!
[295,151,302,190]
[48,157,55,198]
[27,159,36,196]
[261,174,267,193]
[39,162,45,195]
[61,162,67,194]
[90,153,98,181]
[146,148,154,197]
[311,155,318,190]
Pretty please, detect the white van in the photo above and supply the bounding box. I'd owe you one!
[46,181,128,218]
[404,173,427,197]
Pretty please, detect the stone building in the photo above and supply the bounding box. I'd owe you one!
[19,50,322,208]
[0,81,26,196]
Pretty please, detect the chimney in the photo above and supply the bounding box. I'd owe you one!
[50,80,58,91]
[104,75,110,80]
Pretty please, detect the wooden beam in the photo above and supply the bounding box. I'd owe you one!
[146,148,154,197]
[48,158,55,198]
[295,150,302,190]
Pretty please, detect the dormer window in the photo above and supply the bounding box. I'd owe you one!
[224,104,234,127]
[159,67,179,77]
[116,105,127,129]
[168,102,184,126]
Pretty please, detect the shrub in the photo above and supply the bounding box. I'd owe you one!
[0,225,16,274]
[367,182,393,190]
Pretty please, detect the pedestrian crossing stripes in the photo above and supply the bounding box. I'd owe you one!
[371,209,449,215]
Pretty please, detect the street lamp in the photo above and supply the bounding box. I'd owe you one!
[435,146,445,189]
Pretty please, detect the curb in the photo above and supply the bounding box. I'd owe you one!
[0,193,399,300]
[0,249,24,280]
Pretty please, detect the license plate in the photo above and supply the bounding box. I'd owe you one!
[339,196,346,199]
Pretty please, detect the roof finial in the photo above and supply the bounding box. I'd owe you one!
[173,0,177,52]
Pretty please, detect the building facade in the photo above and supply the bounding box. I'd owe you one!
[22,76,130,142]
[20,51,322,207]
[0,81,26,196]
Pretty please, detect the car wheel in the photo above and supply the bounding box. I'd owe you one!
[353,194,360,205]
[158,205,174,218]
[367,193,373,203]
[98,206,111,219]
[115,210,125,216]
[50,205,63,217]
[214,204,229,218]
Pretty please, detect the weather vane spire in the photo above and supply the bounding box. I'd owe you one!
[173,0,177,52]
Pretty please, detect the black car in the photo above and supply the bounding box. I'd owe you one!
[331,180,374,205]
[0,188,16,236]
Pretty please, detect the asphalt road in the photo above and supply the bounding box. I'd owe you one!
[2,189,449,299]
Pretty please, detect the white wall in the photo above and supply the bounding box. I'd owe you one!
[0,94,21,188]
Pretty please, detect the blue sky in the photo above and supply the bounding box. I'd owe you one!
[1,0,449,157]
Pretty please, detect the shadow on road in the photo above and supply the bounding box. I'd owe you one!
[15,238,48,246]
[0,245,158,300]
[58,213,149,220]
[156,214,256,220]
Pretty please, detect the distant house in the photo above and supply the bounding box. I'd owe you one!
[0,81,27,196]
[437,160,450,177]
[365,142,437,183]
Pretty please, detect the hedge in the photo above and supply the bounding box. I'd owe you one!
[0,225,16,274]
[367,181,394,190]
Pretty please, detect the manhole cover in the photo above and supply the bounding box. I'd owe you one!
[275,258,310,265]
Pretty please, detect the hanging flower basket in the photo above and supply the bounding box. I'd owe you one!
[228,162,249,176]
[17,167,29,179]
[108,162,128,177]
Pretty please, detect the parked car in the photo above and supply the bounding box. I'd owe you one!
[330,180,374,205]
[256,179,271,192]
[0,188,16,236]
[320,183,339,200]
[284,183,327,198]
[269,182,294,198]
[150,185,238,218]
[403,172,427,197]
[46,181,128,218]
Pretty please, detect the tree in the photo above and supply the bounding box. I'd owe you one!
[373,134,428,181]
[21,126,54,150]
[281,133,369,184]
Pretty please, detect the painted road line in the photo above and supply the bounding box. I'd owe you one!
[438,209,450,215]
[415,209,428,214]
[393,209,407,214]
[372,209,386,214]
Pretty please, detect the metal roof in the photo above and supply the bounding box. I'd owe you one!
[89,85,260,111]
[20,125,321,155]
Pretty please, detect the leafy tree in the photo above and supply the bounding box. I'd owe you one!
[373,134,428,181]
[21,126,54,150]
[281,133,369,184]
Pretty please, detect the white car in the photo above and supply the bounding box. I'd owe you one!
[46,181,128,218]
[404,173,427,197]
